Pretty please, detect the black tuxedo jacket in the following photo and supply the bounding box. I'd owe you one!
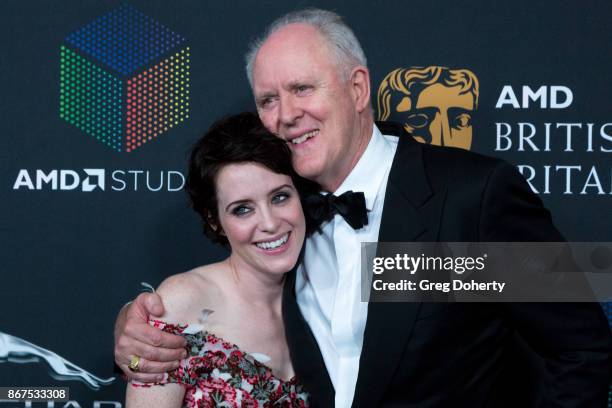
[282,122,612,407]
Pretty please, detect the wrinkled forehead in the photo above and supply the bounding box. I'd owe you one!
[260,23,329,58]
[252,24,340,89]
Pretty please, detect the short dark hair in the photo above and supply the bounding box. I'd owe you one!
[186,112,317,246]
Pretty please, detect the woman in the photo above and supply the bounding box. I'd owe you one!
[126,112,314,407]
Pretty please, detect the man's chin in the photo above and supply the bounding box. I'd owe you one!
[294,166,324,185]
[292,157,317,174]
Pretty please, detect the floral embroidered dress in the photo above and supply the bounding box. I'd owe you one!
[132,319,309,408]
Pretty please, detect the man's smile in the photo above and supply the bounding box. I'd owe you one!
[289,129,319,145]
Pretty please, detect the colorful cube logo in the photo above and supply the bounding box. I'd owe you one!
[60,4,190,152]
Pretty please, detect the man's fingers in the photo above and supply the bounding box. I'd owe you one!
[132,342,187,364]
[133,357,180,374]
[121,364,165,383]
[131,292,164,319]
[142,292,164,317]
[119,357,179,381]
[125,322,187,350]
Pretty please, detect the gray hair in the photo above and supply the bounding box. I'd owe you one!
[245,8,368,88]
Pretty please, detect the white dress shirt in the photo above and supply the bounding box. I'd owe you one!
[295,125,398,408]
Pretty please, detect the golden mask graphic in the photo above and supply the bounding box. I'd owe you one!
[377,66,479,150]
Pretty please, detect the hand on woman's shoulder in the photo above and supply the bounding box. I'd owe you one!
[156,262,227,324]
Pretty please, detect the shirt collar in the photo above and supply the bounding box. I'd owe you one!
[334,125,395,211]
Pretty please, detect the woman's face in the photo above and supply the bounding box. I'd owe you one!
[215,162,306,277]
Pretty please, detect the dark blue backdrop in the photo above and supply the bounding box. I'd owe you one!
[1,1,610,406]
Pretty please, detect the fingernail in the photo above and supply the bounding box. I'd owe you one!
[157,374,164,382]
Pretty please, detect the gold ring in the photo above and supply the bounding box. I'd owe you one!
[128,355,141,372]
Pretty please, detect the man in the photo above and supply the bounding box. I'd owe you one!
[377,66,478,149]
[115,9,612,407]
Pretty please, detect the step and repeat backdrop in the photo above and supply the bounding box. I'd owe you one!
[1,0,611,406]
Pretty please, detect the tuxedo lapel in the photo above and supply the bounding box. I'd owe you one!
[352,129,447,407]
[282,268,335,407]
[374,121,444,242]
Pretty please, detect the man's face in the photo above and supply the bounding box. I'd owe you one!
[252,24,362,190]
[396,83,474,149]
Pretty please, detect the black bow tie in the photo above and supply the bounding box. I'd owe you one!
[304,190,369,230]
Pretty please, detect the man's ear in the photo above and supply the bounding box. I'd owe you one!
[349,65,371,113]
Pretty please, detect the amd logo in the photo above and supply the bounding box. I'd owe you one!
[495,85,573,109]
[12,169,185,192]
[13,169,104,191]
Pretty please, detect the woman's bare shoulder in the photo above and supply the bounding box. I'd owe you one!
[156,262,229,324]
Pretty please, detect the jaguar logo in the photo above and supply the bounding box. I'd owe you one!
[0,331,115,390]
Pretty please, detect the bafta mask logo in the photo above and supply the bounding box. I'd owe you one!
[377,66,479,150]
